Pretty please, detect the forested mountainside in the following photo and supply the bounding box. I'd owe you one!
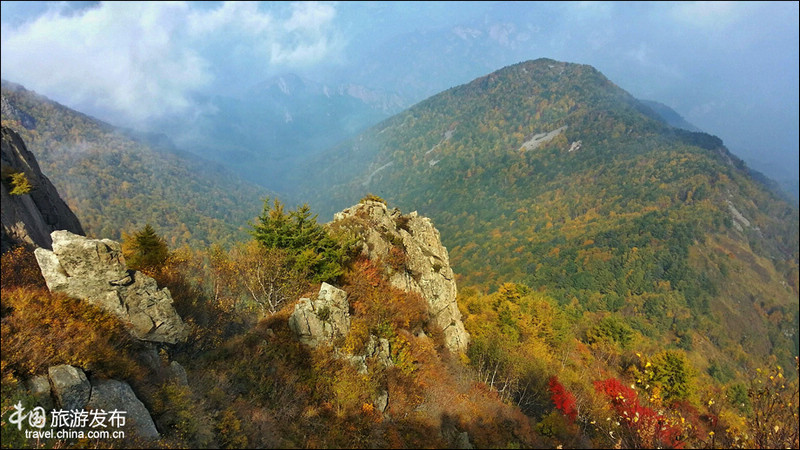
[1,80,269,247]
[1,58,798,449]
[160,73,402,195]
[306,58,798,373]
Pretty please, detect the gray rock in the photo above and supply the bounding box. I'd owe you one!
[288,282,350,347]
[332,201,470,353]
[365,335,393,368]
[169,361,189,387]
[456,431,473,449]
[337,336,393,374]
[34,230,188,344]
[26,375,54,410]
[48,365,90,411]
[374,389,389,413]
[1,126,83,253]
[86,378,159,440]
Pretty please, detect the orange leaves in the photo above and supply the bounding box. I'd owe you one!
[0,246,46,290]
[1,287,142,380]
[344,258,427,338]
[385,245,407,273]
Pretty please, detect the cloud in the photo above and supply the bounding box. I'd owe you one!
[270,2,343,67]
[0,1,342,126]
[669,1,749,29]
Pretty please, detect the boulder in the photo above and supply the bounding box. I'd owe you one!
[86,378,159,440]
[288,282,350,347]
[332,201,469,353]
[48,364,90,411]
[340,335,394,374]
[35,230,188,344]
[26,375,54,410]
[169,361,189,387]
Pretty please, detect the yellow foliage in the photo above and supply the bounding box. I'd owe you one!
[1,287,142,380]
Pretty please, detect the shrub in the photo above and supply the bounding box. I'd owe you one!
[251,198,348,283]
[9,171,33,195]
[360,193,386,205]
[548,376,577,423]
[1,167,33,195]
[593,377,685,449]
[123,224,169,273]
[0,246,46,291]
[1,287,143,380]
[394,215,412,233]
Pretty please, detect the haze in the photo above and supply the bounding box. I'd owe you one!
[2,1,797,196]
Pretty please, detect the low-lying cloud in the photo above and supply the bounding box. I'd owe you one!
[0,1,342,127]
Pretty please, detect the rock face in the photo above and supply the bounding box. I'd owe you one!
[86,378,160,440]
[48,364,91,411]
[27,365,160,441]
[332,200,469,353]
[1,126,83,253]
[34,230,188,344]
[288,282,351,347]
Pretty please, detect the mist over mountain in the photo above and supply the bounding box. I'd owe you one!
[1,2,796,200]
[146,74,404,195]
[1,80,269,247]
[1,4,798,449]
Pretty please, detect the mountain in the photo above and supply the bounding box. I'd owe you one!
[638,99,701,132]
[2,59,798,449]
[305,59,799,371]
[1,80,270,248]
[636,99,797,204]
[148,74,404,196]
[1,125,83,252]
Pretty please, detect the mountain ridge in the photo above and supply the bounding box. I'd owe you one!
[1,79,270,248]
[303,58,799,372]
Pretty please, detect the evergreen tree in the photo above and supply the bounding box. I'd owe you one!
[125,224,169,272]
[251,197,347,283]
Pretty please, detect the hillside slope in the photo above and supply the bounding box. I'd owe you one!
[1,80,269,247]
[305,58,799,371]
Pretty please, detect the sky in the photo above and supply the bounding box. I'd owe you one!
[1,1,798,187]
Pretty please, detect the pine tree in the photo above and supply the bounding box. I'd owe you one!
[250,197,347,283]
[125,224,169,272]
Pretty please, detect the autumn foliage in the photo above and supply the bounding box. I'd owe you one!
[0,246,46,290]
[549,376,577,423]
[594,377,685,449]
[1,287,142,380]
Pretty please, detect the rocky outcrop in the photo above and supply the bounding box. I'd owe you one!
[1,126,83,253]
[288,282,351,347]
[332,200,469,353]
[48,364,91,411]
[289,282,396,375]
[34,230,188,344]
[27,365,160,441]
[341,335,394,374]
[86,378,160,440]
